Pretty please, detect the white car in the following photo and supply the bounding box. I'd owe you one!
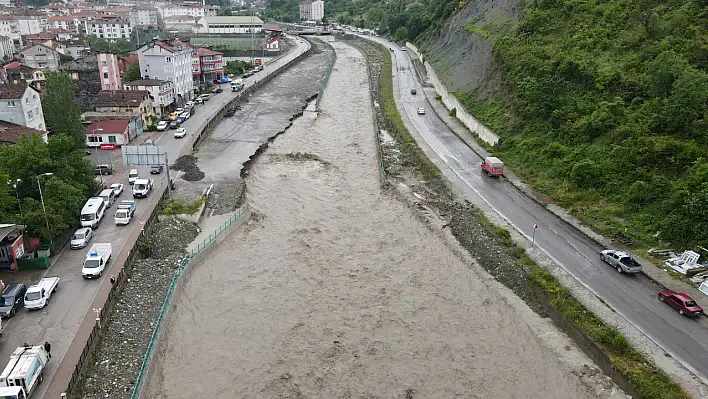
[417,108,425,115]
[186,101,195,107]
[175,107,184,113]
[110,183,123,197]
[156,121,169,131]
[70,227,93,249]
[179,112,191,120]
[174,127,187,138]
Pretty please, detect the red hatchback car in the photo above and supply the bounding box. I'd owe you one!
[658,290,703,317]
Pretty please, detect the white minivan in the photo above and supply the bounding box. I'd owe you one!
[128,169,139,185]
[80,197,106,228]
[99,188,116,208]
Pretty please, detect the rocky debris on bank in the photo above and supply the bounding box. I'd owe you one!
[170,155,205,181]
[204,181,246,215]
[82,218,200,399]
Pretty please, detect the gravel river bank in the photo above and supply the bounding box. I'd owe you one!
[145,41,608,398]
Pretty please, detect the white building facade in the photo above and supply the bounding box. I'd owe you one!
[196,16,263,34]
[123,79,174,115]
[0,85,46,132]
[130,6,158,27]
[0,16,21,50]
[85,18,132,41]
[137,41,193,107]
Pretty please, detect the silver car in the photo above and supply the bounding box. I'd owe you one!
[600,249,643,274]
[70,227,93,249]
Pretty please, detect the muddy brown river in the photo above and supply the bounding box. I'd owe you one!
[145,41,599,398]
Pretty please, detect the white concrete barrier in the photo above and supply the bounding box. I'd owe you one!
[406,42,500,146]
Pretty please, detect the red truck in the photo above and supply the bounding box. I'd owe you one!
[481,156,504,177]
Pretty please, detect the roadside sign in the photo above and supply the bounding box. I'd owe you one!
[122,145,166,166]
[99,144,117,151]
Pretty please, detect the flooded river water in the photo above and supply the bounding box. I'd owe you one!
[146,41,599,398]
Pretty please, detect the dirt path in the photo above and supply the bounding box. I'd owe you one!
[146,41,600,398]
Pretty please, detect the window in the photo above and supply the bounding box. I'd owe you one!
[108,136,117,143]
[102,60,106,66]
[25,97,30,104]
[7,100,15,107]
[164,66,173,73]
[103,72,108,78]
[27,110,33,120]
[105,84,110,90]
[165,56,171,63]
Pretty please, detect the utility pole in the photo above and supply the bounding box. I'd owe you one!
[164,152,172,199]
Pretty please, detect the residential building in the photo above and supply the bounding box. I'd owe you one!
[137,40,193,107]
[263,24,282,51]
[123,79,174,115]
[59,54,101,110]
[117,54,139,73]
[20,44,60,70]
[84,119,131,148]
[47,15,86,33]
[299,0,312,21]
[159,3,217,19]
[0,84,46,131]
[94,90,153,127]
[163,15,198,32]
[193,47,223,83]
[63,38,90,58]
[311,0,324,22]
[0,35,12,62]
[0,15,22,50]
[3,62,45,89]
[85,17,132,41]
[98,53,121,91]
[0,119,47,146]
[130,6,159,28]
[15,16,44,36]
[196,16,263,34]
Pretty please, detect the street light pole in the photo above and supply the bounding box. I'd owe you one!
[36,173,53,233]
[93,128,104,185]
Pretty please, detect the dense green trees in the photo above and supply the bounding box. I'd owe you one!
[123,64,142,83]
[43,72,87,150]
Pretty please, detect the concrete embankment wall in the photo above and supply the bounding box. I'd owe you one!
[50,39,314,399]
[405,42,500,146]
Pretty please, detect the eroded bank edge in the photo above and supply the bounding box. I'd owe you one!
[349,36,693,399]
[56,42,315,399]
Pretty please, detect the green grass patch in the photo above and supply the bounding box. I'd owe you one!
[159,196,206,216]
[377,44,441,180]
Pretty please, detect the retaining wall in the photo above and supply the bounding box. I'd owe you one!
[48,40,314,399]
[405,42,500,146]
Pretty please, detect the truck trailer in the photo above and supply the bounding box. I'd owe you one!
[24,277,60,310]
[0,345,50,398]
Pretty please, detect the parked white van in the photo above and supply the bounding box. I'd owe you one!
[80,197,106,228]
[98,189,116,208]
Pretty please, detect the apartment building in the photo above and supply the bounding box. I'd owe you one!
[159,2,217,19]
[299,0,324,22]
[98,53,121,90]
[137,40,193,107]
[85,17,132,41]
[0,84,46,131]
[163,15,198,32]
[130,6,158,28]
[123,78,174,115]
[20,44,60,71]
[0,15,22,50]
[94,90,153,127]
[193,47,223,84]
[0,35,12,62]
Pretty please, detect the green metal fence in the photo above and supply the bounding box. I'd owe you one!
[130,206,249,399]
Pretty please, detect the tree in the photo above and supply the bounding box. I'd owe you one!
[43,72,86,150]
[224,60,251,76]
[123,63,142,82]
[392,26,408,42]
[84,36,132,56]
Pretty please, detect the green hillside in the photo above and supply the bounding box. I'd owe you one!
[462,0,708,248]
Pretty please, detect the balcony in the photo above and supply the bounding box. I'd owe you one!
[201,57,220,63]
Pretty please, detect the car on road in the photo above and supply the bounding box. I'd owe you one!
[128,168,139,185]
[179,112,191,121]
[0,283,27,318]
[242,71,254,78]
[132,178,153,198]
[417,108,425,115]
[93,164,113,175]
[110,183,123,197]
[144,139,154,146]
[199,94,211,102]
[658,290,703,316]
[150,165,164,174]
[174,127,187,138]
[70,227,93,249]
[401,47,406,51]
[156,121,169,131]
[175,107,184,114]
[169,111,180,121]
[195,97,204,104]
[411,88,417,95]
[186,101,195,108]
[211,86,223,94]
[600,249,643,274]
[254,65,263,72]
[169,120,181,129]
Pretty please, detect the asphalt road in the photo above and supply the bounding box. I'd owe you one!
[0,36,310,399]
[372,38,708,379]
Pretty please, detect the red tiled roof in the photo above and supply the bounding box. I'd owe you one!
[47,16,76,22]
[197,47,222,56]
[3,62,24,70]
[263,24,282,32]
[84,120,130,135]
[119,55,139,65]
[0,84,28,100]
[0,120,44,145]
[47,28,73,34]
[95,90,150,108]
